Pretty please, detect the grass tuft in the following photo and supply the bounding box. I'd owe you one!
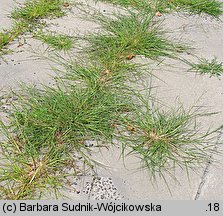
[0,32,14,56]
[0,65,132,199]
[11,0,66,22]
[170,0,223,17]
[53,55,143,90]
[97,0,155,12]
[0,21,34,53]
[0,32,12,50]
[123,102,219,178]
[0,0,70,53]
[85,12,186,72]
[0,140,69,199]
[188,57,223,77]
[1,0,222,199]
[36,32,74,50]
[99,0,223,17]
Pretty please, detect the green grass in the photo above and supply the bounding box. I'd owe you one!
[36,32,74,50]
[99,0,223,17]
[0,139,69,199]
[85,12,186,72]
[53,55,144,89]
[170,0,223,17]
[97,0,156,12]
[0,20,31,47]
[11,0,66,21]
[0,66,221,198]
[0,25,25,54]
[0,0,70,53]
[0,32,12,51]
[122,102,219,179]
[13,86,127,148]
[0,65,132,199]
[0,21,36,53]
[1,0,222,199]
[188,57,223,77]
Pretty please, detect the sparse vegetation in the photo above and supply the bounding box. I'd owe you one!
[0,0,70,53]
[0,32,12,51]
[99,0,223,17]
[0,0,222,200]
[188,57,223,77]
[0,21,32,54]
[123,103,217,178]
[97,0,155,12]
[11,0,66,21]
[85,11,186,73]
[36,32,74,50]
[170,0,223,17]
[1,58,219,198]
[0,62,133,199]
[0,138,69,199]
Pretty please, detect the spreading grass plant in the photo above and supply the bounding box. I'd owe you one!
[0,0,70,53]
[97,0,156,13]
[85,12,187,73]
[11,0,66,21]
[52,56,144,90]
[170,0,223,17]
[99,0,223,17]
[36,32,74,50]
[188,57,223,77]
[0,32,12,50]
[0,139,70,199]
[0,66,132,199]
[122,100,220,179]
[1,0,222,200]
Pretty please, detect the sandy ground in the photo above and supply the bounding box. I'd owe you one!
[0,0,223,200]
